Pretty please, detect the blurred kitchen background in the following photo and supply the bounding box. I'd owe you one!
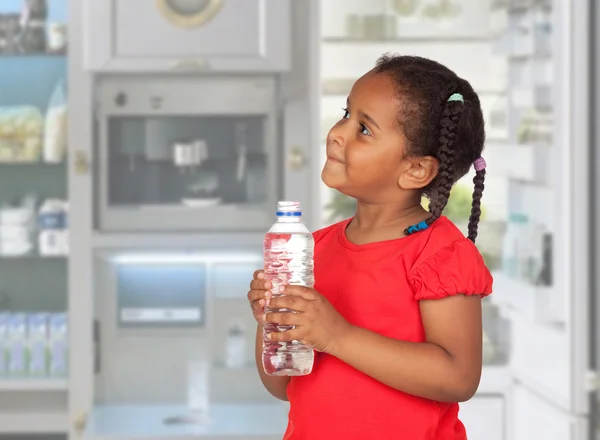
[0,0,596,439]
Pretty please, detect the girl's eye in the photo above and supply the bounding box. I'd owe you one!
[341,107,372,136]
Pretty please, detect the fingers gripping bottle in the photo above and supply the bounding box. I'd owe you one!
[262,201,315,376]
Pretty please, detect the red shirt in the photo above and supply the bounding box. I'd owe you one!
[283,216,493,440]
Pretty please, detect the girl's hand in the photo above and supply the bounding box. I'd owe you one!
[265,285,353,354]
[247,270,271,324]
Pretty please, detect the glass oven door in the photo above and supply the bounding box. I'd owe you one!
[95,76,278,232]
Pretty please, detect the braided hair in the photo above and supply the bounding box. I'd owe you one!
[373,54,486,243]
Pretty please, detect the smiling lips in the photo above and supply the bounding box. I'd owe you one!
[326,141,345,164]
[326,153,345,164]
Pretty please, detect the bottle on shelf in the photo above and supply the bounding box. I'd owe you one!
[0,313,8,376]
[43,79,68,163]
[37,198,68,256]
[225,319,247,369]
[0,311,68,379]
[502,213,529,279]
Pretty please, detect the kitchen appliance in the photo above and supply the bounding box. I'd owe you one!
[493,1,595,439]
[95,75,276,232]
[91,248,264,412]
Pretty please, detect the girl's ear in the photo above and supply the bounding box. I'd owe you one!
[397,156,439,190]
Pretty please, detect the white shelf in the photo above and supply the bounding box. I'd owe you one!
[321,41,506,94]
[0,378,67,391]
[0,411,67,434]
[85,403,289,440]
[0,378,69,434]
[92,232,263,249]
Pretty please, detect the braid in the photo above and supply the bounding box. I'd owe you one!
[374,55,487,240]
[467,169,486,243]
[428,100,464,223]
[404,92,464,236]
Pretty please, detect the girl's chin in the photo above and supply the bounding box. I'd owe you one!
[320,171,340,189]
[320,178,350,196]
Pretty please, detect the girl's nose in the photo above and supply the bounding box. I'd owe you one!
[327,124,346,148]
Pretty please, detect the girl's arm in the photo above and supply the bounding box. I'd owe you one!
[330,295,483,403]
[254,324,291,401]
[266,288,483,403]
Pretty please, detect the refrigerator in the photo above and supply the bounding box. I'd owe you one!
[493,0,594,438]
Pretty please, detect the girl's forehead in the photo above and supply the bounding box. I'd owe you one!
[349,73,401,129]
[351,73,397,105]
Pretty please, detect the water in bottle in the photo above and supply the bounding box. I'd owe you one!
[262,201,315,376]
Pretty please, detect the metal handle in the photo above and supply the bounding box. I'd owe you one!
[169,59,210,71]
[74,411,88,436]
[288,146,306,171]
[73,150,90,175]
[93,319,101,375]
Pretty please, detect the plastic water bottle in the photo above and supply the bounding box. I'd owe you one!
[262,201,315,376]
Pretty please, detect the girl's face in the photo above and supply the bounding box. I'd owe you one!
[322,72,438,203]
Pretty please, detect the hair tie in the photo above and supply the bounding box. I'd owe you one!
[474,157,486,171]
[407,221,429,234]
[447,93,464,103]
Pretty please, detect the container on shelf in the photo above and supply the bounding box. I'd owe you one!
[345,15,364,39]
[0,313,8,376]
[0,311,68,379]
[47,22,67,54]
[225,320,247,370]
[7,313,27,377]
[48,313,68,377]
[23,0,48,21]
[505,4,552,58]
[37,198,68,256]
[501,210,552,288]
[0,14,21,54]
[501,213,529,279]
[0,195,37,257]
[0,107,43,163]
[27,313,49,376]
[186,360,210,423]
[43,80,68,163]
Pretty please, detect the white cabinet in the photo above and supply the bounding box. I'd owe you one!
[83,0,291,72]
[460,398,504,440]
[511,384,576,440]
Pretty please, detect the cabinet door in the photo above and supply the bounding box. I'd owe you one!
[83,0,291,72]
[459,398,504,440]
[511,384,585,440]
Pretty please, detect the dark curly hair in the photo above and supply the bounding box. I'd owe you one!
[374,54,486,243]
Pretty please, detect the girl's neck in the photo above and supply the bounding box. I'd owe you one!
[352,201,428,230]
[344,199,431,246]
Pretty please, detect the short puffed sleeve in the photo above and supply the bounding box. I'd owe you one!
[408,238,493,300]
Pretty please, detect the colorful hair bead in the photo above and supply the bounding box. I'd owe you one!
[407,220,429,234]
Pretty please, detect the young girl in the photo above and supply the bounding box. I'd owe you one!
[247,54,493,440]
